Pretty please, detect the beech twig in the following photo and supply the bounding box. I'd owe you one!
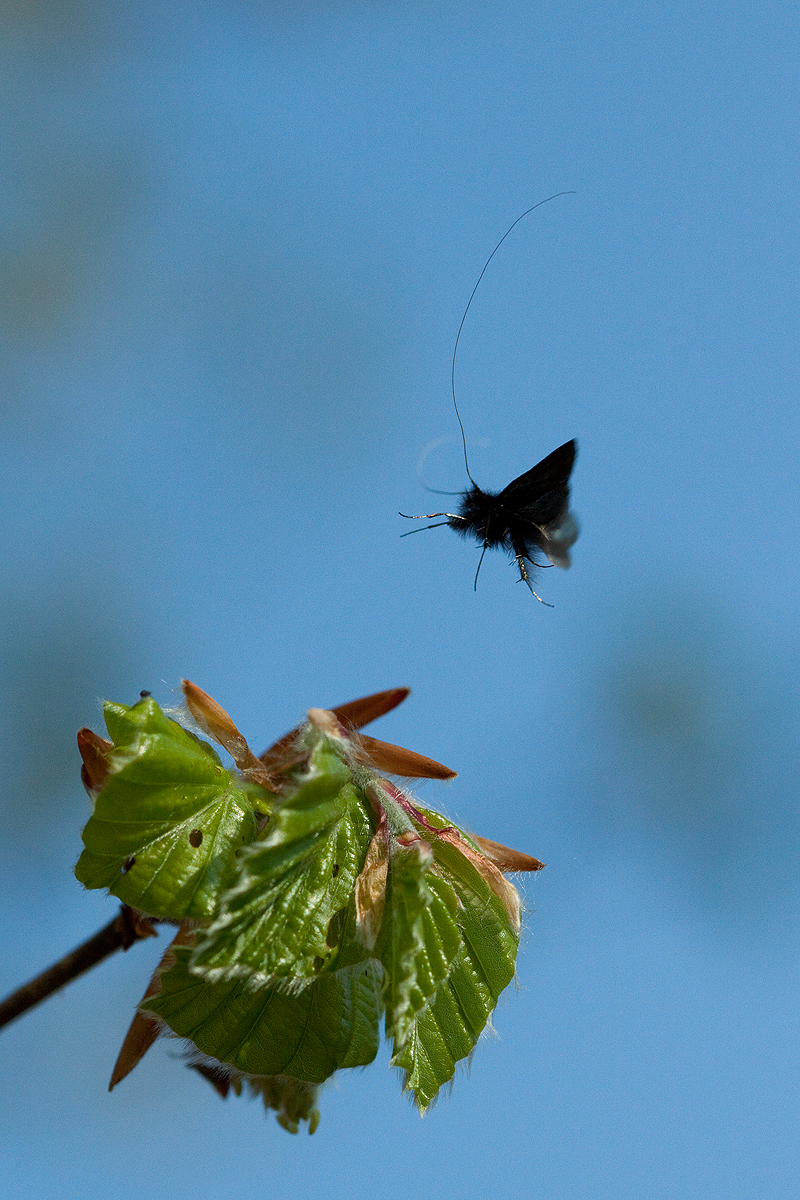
[0,906,157,1032]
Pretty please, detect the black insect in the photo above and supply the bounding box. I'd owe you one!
[401,197,579,604]
[401,440,578,603]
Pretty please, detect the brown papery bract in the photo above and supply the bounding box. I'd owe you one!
[181,680,277,791]
[109,922,197,1092]
[353,829,389,950]
[259,687,410,771]
[354,733,456,780]
[471,835,545,873]
[77,728,114,795]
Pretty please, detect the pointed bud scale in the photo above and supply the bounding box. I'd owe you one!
[108,1010,161,1092]
[77,728,114,796]
[188,1061,231,1099]
[331,687,410,729]
[355,733,456,780]
[471,835,545,872]
[181,679,252,762]
[258,687,411,770]
[109,922,196,1091]
[306,706,457,780]
[181,680,276,790]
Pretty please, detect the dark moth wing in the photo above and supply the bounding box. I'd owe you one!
[499,438,579,575]
[498,439,576,527]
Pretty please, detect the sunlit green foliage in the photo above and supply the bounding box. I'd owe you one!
[76,693,530,1130]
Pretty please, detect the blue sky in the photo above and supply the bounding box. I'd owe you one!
[1,3,799,1197]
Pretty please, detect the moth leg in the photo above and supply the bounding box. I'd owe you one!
[514,550,553,607]
[398,511,462,538]
[472,542,490,591]
[398,510,461,520]
[400,518,455,537]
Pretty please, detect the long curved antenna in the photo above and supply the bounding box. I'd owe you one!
[451,192,575,485]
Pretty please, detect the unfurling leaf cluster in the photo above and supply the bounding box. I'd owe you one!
[75,684,543,1132]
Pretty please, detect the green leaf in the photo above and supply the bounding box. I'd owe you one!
[432,834,521,991]
[76,697,530,1120]
[376,840,462,1050]
[144,946,383,1082]
[74,698,265,919]
[190,742,375,984]
[390,833,521,1111]
[245,1076,321,1135]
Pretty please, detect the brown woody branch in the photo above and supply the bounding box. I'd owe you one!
[0,906,157,1032]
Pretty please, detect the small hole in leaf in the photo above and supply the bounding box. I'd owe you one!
[313,957,324,972]
[121,856,136,875]
[189,829,203,848]
[332,863,339,877]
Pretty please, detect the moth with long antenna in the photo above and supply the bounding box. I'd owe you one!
[401,195,579,605]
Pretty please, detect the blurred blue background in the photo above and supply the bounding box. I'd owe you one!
[1,3,798,1197]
